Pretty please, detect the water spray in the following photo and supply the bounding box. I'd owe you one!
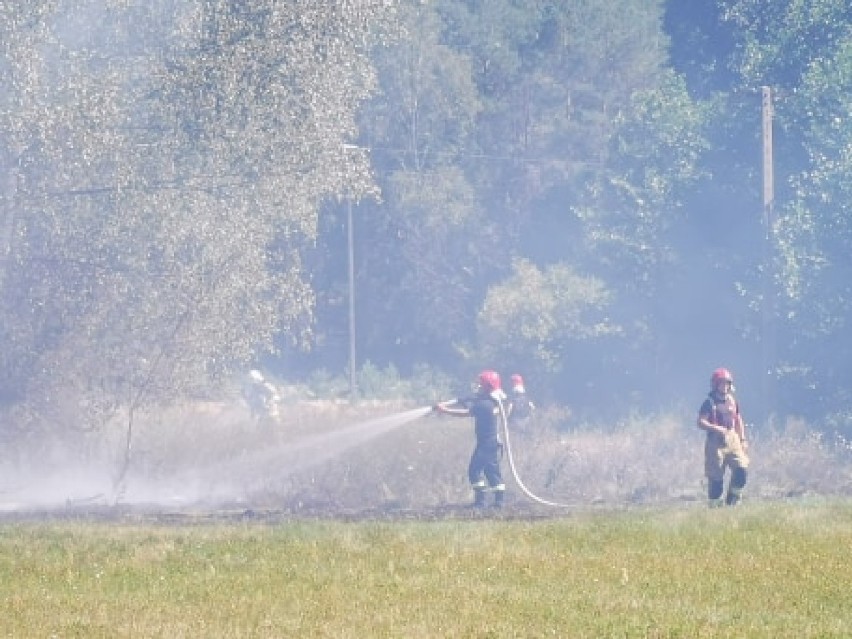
[141,405,436,506]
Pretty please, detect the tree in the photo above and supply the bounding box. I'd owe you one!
[710,0,852,418]
[476,258,621,387]
[663,0,852,421]
[0,1,394,443]
[352,0,490,367]
[351,0,684,384]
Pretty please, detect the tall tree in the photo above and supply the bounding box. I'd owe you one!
[0,1,394,440]
[698,0,852,419]
[351,0,489,368]
[665,0,852,421]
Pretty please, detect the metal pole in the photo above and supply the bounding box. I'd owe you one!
[347,197,356,399]
[761,86,775,421]
[762,87,774,232]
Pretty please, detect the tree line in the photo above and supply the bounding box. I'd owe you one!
[1,0,850,439]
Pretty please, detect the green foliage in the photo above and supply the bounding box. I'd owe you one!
[408,362,456,404]
[0,1,394,434]
[305,368,350,399]
[721,0,851,87]
[357,360,453,403]
[578,70,710,290]
[476,258,621,374]
[355,360,406,399]
[369,1,483,168]
[305,362,453,404]
[353,0,679,391]
[8,0,852,431]
[782,33,852,316]
[382,166,492,345]
[712,0,852,414]
[355,2,490,354]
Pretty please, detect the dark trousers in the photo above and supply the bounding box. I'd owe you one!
[468,442,503,489]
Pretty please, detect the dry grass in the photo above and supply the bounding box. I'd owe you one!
[260,404,852,512]
[2,400,852,513]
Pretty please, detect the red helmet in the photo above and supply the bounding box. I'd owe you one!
[711,368,734,385]
[478,370,502,392]
[511,374,524,386]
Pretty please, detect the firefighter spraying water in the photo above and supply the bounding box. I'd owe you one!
[434,370,509,508]
[434,370,572,509]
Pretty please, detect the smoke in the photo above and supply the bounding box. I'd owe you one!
[0,406,433,512]
[0,461,112,513]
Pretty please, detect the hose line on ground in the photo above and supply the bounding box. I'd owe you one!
[496,398,572,508]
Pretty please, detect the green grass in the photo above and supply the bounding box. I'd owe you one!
[1,500,851,638]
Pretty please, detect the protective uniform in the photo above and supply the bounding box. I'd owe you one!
[698,368,749,506]
[436,370,508,508]
[243,369,281,422]
[507,373,535,430]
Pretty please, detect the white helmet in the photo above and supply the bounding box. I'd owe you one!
[249,369,264,382]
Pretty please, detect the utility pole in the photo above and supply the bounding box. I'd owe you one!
[762,87,774,231]
[761,86,775,421]
[347,195,356,400]
[341,143,369,401]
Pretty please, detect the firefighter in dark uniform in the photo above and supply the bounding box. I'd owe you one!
[434,370,508,508]
[698,367,750,506]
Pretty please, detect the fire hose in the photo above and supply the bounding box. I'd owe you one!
[495,397,572,508]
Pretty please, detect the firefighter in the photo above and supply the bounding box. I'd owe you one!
[243,369,281,422]
[697,367,750,506]
[507,373,535,430]
[434,370,508,508]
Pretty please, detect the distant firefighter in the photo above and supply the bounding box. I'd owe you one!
[697,368,749,506]
[434,370,508,508]
[243,369,281,422]
[507,373,535,430]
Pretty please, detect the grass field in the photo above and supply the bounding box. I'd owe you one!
[1,499,851,638]
[3,400,852,636]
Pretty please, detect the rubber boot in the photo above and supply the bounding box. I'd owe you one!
[708,479,724,508]
[473,489,487,508]
[493,490,504,509]
[726,468,747,506]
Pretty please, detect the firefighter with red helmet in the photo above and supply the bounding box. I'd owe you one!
[434,370,508,508]
[507,373,535,430]
[698,368,750,506]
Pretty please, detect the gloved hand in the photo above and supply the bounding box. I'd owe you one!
[723,429,739,448]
